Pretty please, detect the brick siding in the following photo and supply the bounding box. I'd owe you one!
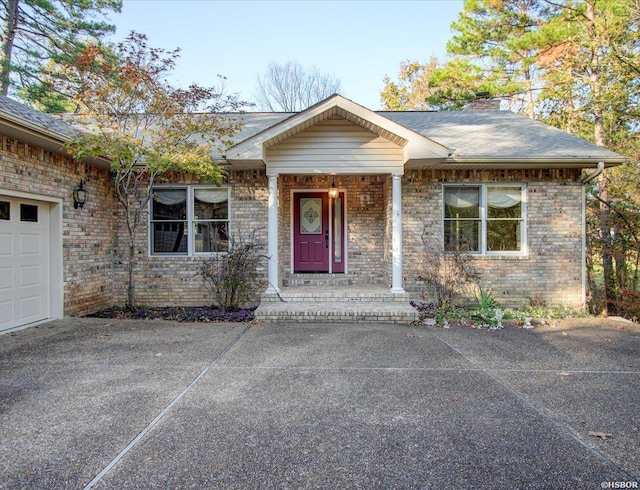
[124,170,269,307]
[403,168,584,308]
[0,135,120,315]
[1,132,586,313]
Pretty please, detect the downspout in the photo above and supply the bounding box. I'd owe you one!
[580,161,604,309]
[582,185,587,309]
[581,161,604,184]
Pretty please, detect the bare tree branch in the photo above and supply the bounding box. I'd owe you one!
[255,60,341,111]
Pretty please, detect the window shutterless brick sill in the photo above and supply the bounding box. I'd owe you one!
[467,254,530,260]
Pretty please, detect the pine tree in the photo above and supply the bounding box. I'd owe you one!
[0,0,121,99]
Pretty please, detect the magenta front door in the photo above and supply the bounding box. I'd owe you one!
[293,193,329,272]
[293,192,345,273]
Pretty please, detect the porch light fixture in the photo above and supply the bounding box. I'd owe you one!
[73,180,87,210]
[329,178,339,199]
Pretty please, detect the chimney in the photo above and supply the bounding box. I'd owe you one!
[465,92,501,110]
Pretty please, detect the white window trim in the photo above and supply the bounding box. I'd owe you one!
[443,183,527,256]
[149,184,230,257]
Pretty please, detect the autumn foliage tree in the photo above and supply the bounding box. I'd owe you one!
[61,32,246,307]
[381,0,640,318]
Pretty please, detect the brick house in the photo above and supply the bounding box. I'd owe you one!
[0,94,625,330]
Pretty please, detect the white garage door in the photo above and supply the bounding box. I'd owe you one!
[0,196,50,332]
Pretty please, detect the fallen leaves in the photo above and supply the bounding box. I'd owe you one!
[588,431,613,440]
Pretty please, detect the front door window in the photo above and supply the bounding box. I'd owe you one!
[300,198,323,234]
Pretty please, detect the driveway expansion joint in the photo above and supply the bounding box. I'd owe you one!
[81,324,252,490]
[428,329,638,482]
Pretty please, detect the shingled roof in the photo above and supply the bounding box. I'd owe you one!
[381,110,623,163]
[0,94,77,140]
[0,93,626,168]
[226,108,624,166]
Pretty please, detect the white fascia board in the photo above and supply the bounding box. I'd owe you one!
[267,162,405,176]
[404,139,451,161]
[334,97,450,159]
[0,109,72,144]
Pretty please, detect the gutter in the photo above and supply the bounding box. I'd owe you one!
[581,161,605,184]
[447,157,625,166]
[0,109,110,168]
[0,108,74,145]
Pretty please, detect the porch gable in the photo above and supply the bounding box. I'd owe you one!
[265,115,405,175]
[226,94,450,172]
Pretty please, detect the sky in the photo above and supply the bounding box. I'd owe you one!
[107,0,464,111]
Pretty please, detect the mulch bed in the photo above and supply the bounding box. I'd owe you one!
[86,306,256,323]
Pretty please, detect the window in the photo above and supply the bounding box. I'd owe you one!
[150,186,229,255]
[444,185,525,254]
[0,201,9,220]
[20,203,38,222]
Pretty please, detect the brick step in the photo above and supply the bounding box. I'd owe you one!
[282,274,361,287]
[260,286,410,303]
[254,301,419,324]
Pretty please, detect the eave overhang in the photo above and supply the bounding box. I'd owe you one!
[406,156,628,171]
[0,109,109,169]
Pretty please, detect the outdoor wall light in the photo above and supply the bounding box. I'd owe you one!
[329,178,339,199]
[73,180,87,209]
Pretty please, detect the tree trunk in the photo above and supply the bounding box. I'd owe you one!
[598,171,617,314]
[1,0,19,95]
[585,233,597,313]
[127,240,135,307]
[586,0,617,314]
[525,68,534,119]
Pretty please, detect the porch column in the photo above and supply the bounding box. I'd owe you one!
[390,173,405,294]
[266,172,280,294]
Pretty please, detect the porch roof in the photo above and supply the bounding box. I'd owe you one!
[225,94,451,171]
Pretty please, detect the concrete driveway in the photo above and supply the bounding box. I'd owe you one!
[1,318,638,489]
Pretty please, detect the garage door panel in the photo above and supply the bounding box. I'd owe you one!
[0,300,13,328]
[0,196,50,332]
[0,233,12,255]
[19,233,41,255]
[20,265,41,287]
[19,295,42,321]
[0,267,12,290]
